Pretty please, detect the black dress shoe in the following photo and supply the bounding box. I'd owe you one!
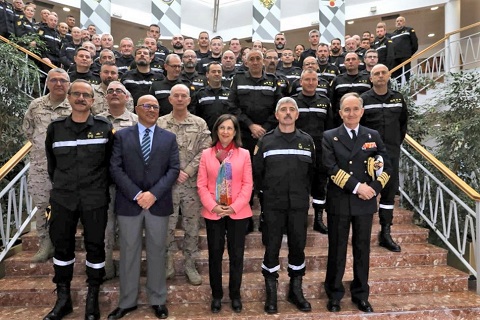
[152,305,169,319]
[352,299,374,313]
[107,306,138,319]
[211,299,222,313]
[326,299,341,312]
[231,298,242,313]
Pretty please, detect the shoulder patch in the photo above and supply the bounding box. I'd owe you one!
[93,115,111,124]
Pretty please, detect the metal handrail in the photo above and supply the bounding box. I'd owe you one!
[0,35,57,69]
[404,135,480,201]
[0,142,32,181]
[390,21,480,75]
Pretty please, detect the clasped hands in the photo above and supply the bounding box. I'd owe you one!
[137,191,156,210]
[212,205,235,218]
[249,124,266,139]
[357,183,377,200]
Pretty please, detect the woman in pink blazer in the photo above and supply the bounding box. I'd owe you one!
[197,114,253,314]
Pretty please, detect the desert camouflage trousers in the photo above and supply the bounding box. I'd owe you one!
[167,183,202,261]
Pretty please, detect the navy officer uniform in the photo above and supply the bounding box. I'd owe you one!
[322,98,391,313]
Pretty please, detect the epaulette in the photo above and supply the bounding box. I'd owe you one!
[93,115,111,124]
[318,77,330,84]
[297,128,313,139]
[52,116,67,123]
[263,129,275,137]
[316,92,330,100]
[265,72,277,78]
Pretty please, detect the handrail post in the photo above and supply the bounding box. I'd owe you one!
[476,200,480,294]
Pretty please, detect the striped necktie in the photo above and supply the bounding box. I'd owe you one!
[141,128,151,163]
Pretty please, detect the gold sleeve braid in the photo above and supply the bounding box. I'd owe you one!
[331,169,351,188]
[377,172,390,188]
[367,157,376,180]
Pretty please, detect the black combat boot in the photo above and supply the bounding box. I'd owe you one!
[313,208,328,234]
[264,278,278,314]
[379,223,401,252]
[85,285,100,320]
[43,283,73,320]
[287,276,312,312]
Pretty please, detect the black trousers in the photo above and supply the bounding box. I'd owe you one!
[392,58,412,83]
[49,200,107,286]
[262,208,308,279]
[312,163,328,210]
[205,216,249,300]
[324,213,373,301]
[379,148,400,225]
[312,142,327,210]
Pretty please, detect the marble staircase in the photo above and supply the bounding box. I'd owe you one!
[1,204,480,319]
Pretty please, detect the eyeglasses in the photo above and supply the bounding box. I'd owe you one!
[167,64,182,69]
[137,103,160,111]
[49,78,69,84]
[69,92,93,99]
[106,88,126,95]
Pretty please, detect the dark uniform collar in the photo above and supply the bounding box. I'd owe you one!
[65,114,94,129]
[273,127,301,141]
[245,70,267,81]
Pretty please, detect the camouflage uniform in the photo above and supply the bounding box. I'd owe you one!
[157,112,211,283]
[91,84,134,115]
[22,94,71,247]
[97,108,138,279]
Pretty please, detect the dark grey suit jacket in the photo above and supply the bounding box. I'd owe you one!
[110,124,180,216]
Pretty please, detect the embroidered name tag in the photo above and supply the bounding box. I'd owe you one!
[362,142,377,150]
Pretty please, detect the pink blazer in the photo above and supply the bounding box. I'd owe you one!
[197,146,253,220]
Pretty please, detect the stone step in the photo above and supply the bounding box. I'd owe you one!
[2,288,480,320]
[1,291,480,320]
[4,243,446,277]
[0,265,468,307]
[21,221,427,253]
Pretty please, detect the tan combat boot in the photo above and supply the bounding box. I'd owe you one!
[32,235,54,263]
[185,259,202,285]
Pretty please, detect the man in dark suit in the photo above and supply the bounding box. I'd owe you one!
[322,92,392,313]
[108,95,180,320]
